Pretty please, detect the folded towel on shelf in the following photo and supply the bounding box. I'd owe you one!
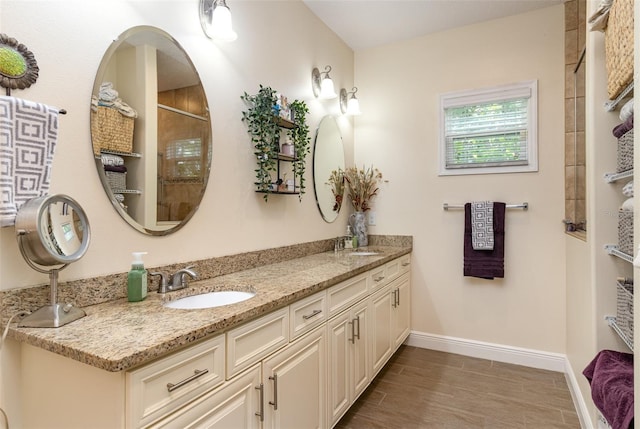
[621,198,634,211]
[464,202,506,279]
[583,350,634,429]
[619,98,634,122]
[0,96,61,227]
[95,82,138,119]
[99,82,119,102]
[613,115,634,138]
[101,153,125,166]
[470,201,494,250]
[104,164,127,174]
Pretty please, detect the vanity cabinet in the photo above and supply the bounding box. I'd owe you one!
[18,253,411,429]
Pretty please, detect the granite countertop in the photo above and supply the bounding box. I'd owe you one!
[9,245,411,372]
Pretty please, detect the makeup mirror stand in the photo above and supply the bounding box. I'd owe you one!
[17,234,85,328]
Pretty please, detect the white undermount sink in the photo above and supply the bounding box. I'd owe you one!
[349,251,380,256]
[164,291,256,310]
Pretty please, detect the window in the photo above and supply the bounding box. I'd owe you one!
[439,80,538,175]
[164,138,203,179]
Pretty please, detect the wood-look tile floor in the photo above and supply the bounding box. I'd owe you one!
[336,346,580,429]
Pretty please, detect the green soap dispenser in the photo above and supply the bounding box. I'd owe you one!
[128,252,148,302]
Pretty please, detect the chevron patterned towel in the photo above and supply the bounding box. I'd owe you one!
[0,96,60,227]
[470,201,494,250]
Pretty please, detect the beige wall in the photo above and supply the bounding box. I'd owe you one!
[0,0,355,289]
[354,6,567,352]
[0,1,354,425]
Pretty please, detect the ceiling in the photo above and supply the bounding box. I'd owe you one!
[302,0,563,51]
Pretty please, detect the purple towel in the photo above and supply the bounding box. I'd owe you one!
[613,115,634,138]
[583,350,634,429]
[464,202,505,279]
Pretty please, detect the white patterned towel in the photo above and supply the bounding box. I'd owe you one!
[0,96,60,227]
[471,201,494,250]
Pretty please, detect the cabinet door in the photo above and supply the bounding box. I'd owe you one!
[263,326,326,429]
[351,299,370,401]
[391,273,411,349]
[370,284,393,378]
[148,363,262,429]
[327,310,351,425]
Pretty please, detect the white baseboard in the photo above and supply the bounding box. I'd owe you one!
[405,330,566,371]
[405,331,594,428]
[564,358,595,429]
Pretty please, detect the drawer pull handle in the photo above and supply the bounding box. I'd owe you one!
[166,368,209,392]
[303,309,322,320]
[255,383,264,421]
[374,276,385,282]
[355,315,361,340]
[269,374,278,410]
[402,262,410,267]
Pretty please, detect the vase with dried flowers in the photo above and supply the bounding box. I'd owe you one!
[344,165,383,247]
[326,168,345,213]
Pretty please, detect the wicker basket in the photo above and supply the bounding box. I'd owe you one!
[618,209,633,254]
[91,106,134,156]
[616,129,633,173]
[105,170,126,191]
[616,281,634,340]
[605,0,634,99]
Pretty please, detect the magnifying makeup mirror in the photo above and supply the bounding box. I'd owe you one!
[15,194,91,328]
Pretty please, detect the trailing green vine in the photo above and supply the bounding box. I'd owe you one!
[241,86,280,198]
[241,85,311,201]
[288,100,310,200]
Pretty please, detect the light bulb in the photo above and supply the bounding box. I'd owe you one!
[346,97,361,115]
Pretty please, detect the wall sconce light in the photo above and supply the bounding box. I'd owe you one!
[199,0,238,42]
[312,65,337,99]
[340,87,361,115]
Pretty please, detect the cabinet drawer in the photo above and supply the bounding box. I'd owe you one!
[327,273,369,317]
[398,254,411,276]
[126,334,225,428]
[226,307,289,379]
[369,265,387,292]
[290,291,327,339]
[148,363,262,429]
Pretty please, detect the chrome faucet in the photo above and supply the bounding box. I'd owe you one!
[150,266,198,294]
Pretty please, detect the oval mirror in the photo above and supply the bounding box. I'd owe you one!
[91,26,212,235]
[313,116,345,223]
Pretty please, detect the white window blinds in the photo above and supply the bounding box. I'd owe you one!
[439,81,538,175]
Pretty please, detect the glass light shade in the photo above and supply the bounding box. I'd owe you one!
[208,3,237,41]
[346,97,361,115]
[319,77,337,99]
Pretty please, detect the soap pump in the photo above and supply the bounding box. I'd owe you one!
[128,252,148,302]
[345,225,353,249]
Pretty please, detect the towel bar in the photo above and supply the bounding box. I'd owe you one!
[443,202,528,211]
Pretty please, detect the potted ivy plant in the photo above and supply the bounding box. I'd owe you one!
[241,86,310,201]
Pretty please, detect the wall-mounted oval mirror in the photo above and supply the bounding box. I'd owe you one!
[313,116,345,223]
[91,26,212,235]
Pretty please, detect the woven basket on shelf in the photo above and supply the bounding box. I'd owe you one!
[105,170,126,191]
[616,129,633,173]
[616,281,634,340]
[91,106,134,156]
[605,0,634,99]
[618,209,633,255]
